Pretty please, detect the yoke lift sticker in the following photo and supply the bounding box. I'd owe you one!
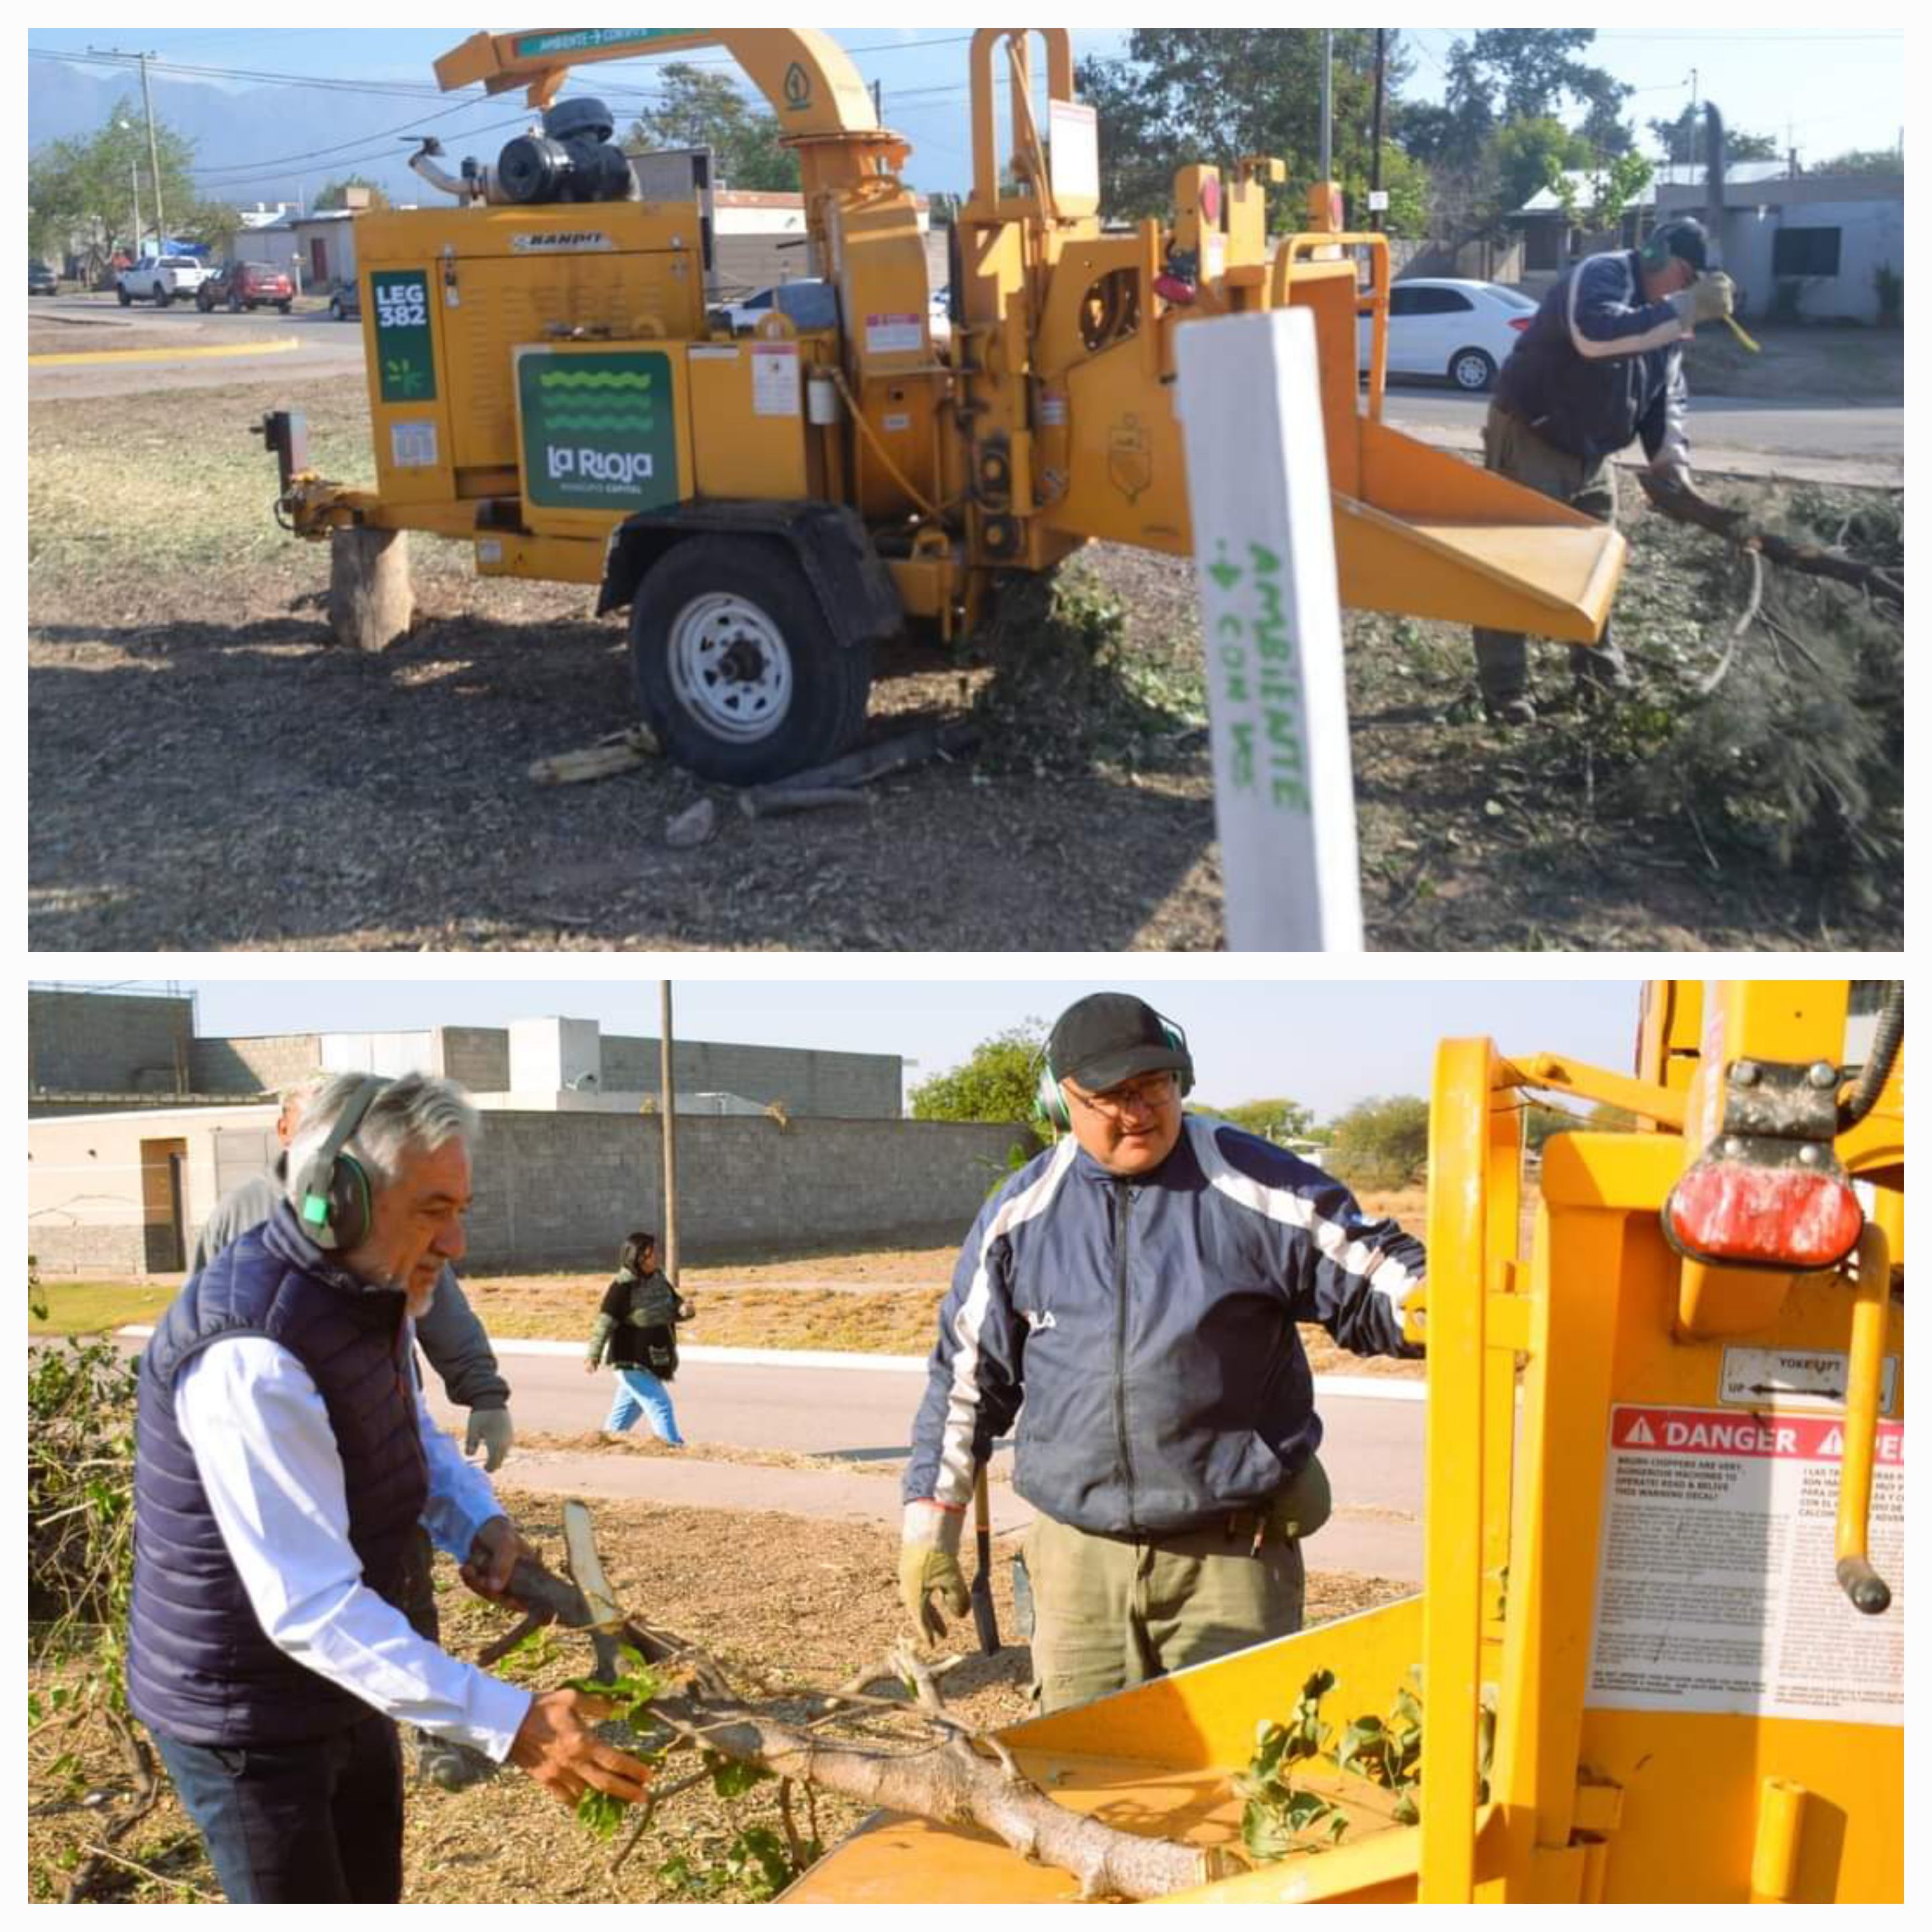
[1589,1405,1902,1726]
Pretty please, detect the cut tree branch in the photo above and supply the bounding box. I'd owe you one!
[491,1504,1238,1902]
[1638,472,1904,604]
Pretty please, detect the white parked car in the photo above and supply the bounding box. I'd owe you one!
[1361,278,1538,392]
[117,254,214,309]
[715,278,835,333]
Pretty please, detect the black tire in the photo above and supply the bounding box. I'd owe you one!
[1449,345,1497,392]
[197,286,214,312]
[629,535,872,786]
[329,295,345,321]
[117,284,132,307]
[155,288,172,309]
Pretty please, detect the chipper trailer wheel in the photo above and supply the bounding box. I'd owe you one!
[629,537,871,787]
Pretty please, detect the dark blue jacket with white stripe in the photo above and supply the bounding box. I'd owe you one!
[903,1116,1426,1538]
[1493,248,1690,469]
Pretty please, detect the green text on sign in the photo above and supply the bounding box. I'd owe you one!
[519,350,680,513]
[513,30,694,59]
[372,271,436,405]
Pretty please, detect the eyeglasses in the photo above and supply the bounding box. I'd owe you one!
[1065,1072,1179,1124]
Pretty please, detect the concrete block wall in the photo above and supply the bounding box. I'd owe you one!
[187,1034,323,1095]
[462,1112,1030,1269]
[597,1036,902,1119]
[29,990,194,1096]
[437,1027,513,1092]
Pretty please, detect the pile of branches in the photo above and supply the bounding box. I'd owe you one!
[28,1300,164,1901]
[1604,477,1904,883]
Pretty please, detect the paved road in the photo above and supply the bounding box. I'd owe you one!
[1381,386,1901,487]
[423,1345,1428,1580]
[30,294,1901,484]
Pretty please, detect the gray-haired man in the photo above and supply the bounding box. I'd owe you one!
[191,1069,516,1790]
[127,1074,651,1902]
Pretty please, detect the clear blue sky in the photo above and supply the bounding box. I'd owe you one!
[26,25,1904,205]
[74,975,1650,1120]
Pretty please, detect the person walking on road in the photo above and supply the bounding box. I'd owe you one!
[1474,215,1735,724]
[900,992,1427,1715]
[585,1232,695,1447]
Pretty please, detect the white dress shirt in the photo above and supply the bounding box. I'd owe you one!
[174,1332,533,1760]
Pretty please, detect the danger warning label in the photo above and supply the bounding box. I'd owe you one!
[1588,1404,1902,1725]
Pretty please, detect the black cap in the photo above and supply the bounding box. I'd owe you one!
[1650,217,1710,274]
[1047,994,1189,1093]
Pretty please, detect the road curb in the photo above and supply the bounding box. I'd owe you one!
[114,1327,1428,1401]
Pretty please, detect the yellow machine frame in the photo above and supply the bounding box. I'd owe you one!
[785,981,1903,1904]
[276,28,1625,663]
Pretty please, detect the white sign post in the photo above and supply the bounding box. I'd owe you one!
[1174,307,1364,951]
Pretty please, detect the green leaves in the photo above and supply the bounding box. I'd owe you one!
[1236,1670,1348,1860]
[564,1646,662,1725]
[704,1752,771,1799]
[576,1789,627,1841]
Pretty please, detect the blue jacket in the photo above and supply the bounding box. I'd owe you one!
[904,1117,1425,1537]
[126,1208,427,1746]
[1493,249,1690,468]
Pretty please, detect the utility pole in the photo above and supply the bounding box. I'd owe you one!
[1320,30,1334,182]
[92,47,165,245]
[658,981,680,1284]
[1369,29,1387,231]
[130,160,142,258]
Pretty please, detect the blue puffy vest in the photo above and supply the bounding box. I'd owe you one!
[126,1207,428,1745]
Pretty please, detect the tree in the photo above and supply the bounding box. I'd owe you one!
[627,63,798,192]
[1648,105,1780,167]
[1323,1095,1430,1190]
[1491,115,1593,214]
[1073,30,1417,224]
[1209,1098,1316,1143]
[27,95,231,280]
[1811,148,1905,177]
[909,1022,1044,1125]
[1554,150,1654,237]
[314,174,391,211]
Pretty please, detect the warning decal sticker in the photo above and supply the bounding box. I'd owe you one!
[1588,1404,1902,1725]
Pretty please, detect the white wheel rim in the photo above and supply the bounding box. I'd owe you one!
[667,592,794,743]
[1456,355,1488,388]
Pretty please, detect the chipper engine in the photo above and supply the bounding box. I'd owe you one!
[262,29,1627,785]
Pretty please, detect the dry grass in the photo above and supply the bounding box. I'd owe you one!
[25,1493,1413,1903]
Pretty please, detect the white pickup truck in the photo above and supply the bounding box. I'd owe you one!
[117,254,213,308]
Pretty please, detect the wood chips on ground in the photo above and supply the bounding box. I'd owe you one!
[26,1494,1411,1904]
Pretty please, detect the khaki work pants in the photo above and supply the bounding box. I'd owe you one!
[1025,1511,1306,1715]
[1472,404,1631,705]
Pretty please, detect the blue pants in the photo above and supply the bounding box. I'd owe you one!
[604,1366,684,1444]
[152,1712,403,1902]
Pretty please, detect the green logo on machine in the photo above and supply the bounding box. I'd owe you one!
[372,271,435,403]
[519,350,679,513]
[513,30,695,59]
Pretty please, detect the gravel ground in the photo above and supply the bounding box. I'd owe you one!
[28,377,1900,950]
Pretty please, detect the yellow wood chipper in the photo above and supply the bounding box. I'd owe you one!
[262,28,1625,782]
[774,979,1904,1904]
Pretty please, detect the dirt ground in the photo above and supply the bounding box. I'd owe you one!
[25,1495,1413,1903]
[1680,319,1902,404]
[28,374,1900,951]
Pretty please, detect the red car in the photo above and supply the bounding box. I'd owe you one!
[197,259,294,313]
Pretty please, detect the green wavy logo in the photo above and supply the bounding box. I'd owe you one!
[537,370,654,392]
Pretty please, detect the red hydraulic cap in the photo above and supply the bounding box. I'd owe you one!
[1664,1160,1864,1271]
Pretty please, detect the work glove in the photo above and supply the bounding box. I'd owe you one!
[1267,1452,1333,1542]
[1670,271,1735,328]
[899,1499,969,1643]
[465,1405,515,1471]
